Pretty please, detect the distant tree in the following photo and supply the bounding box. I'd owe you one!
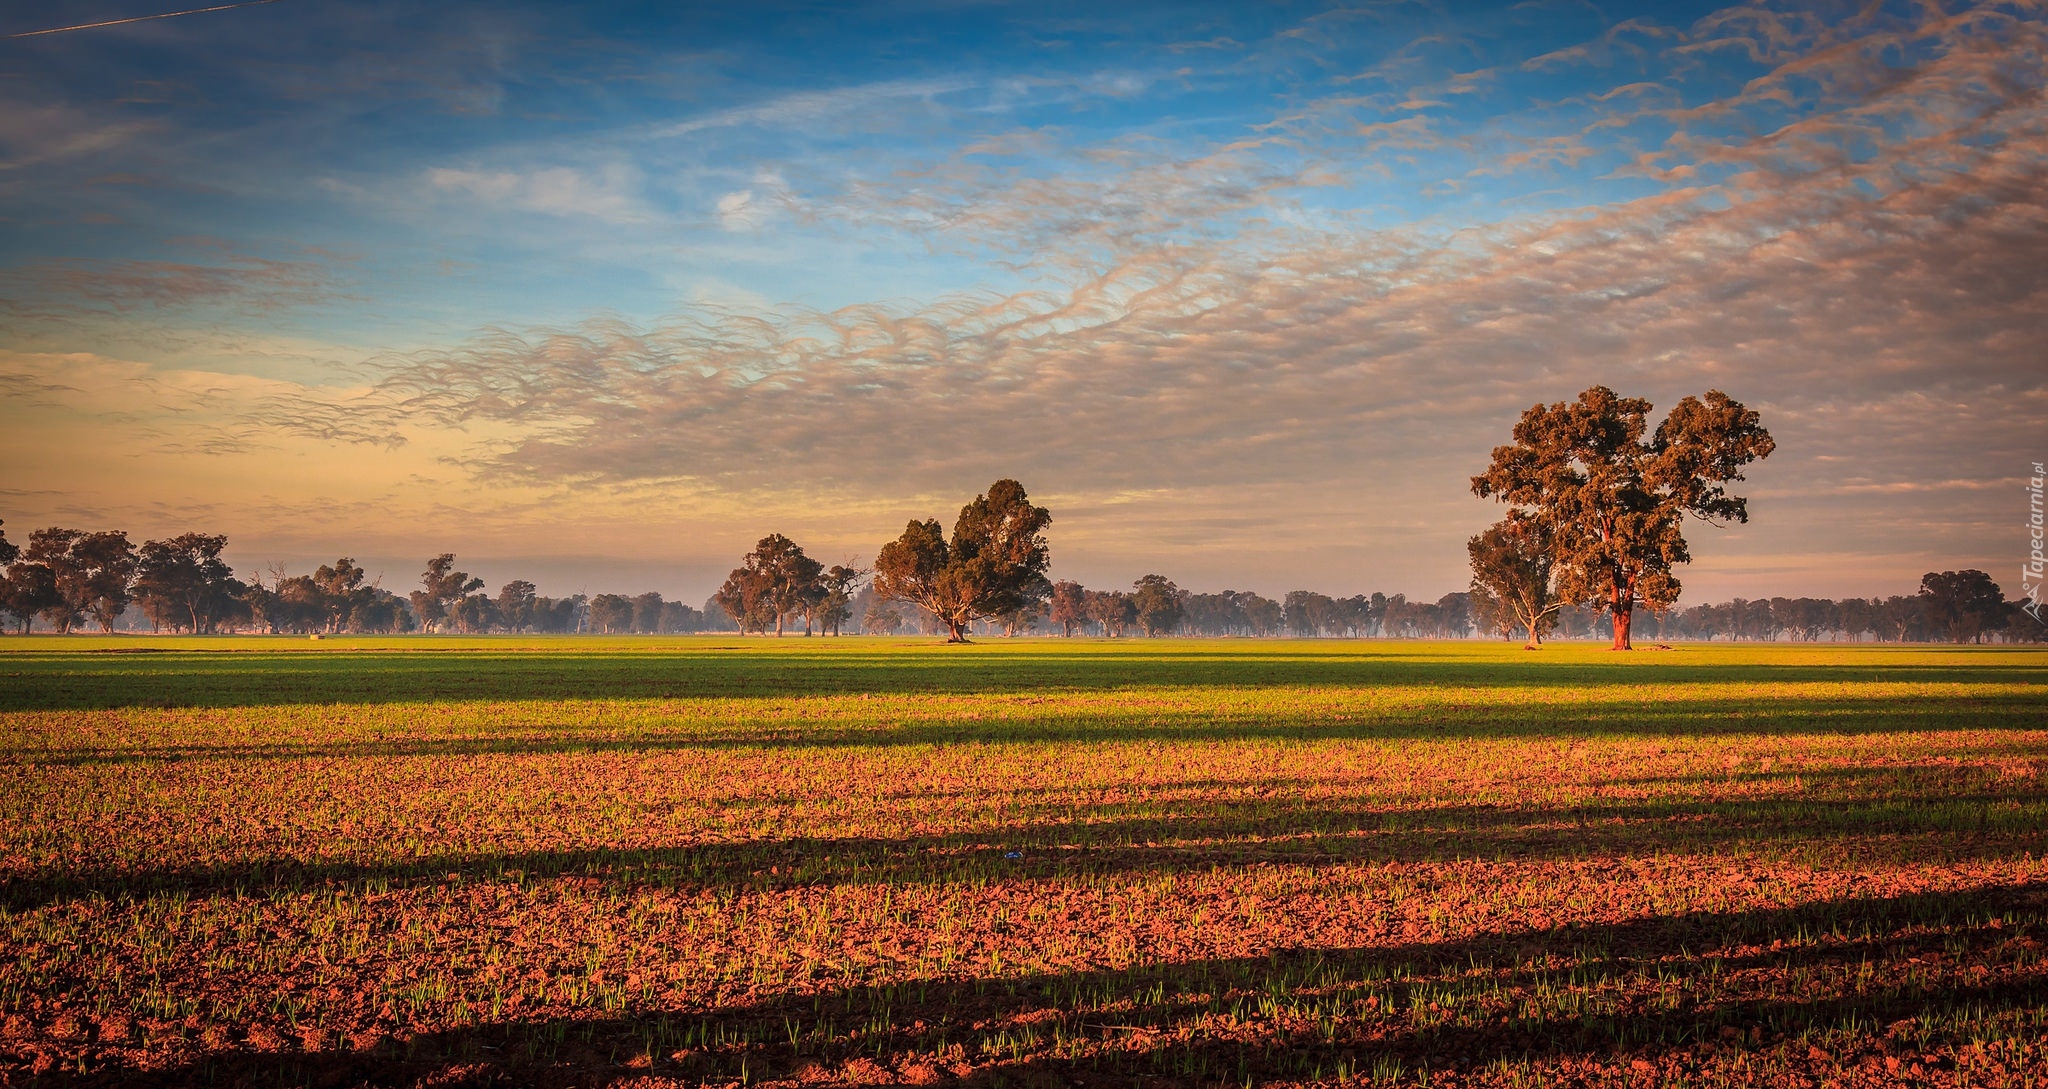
[1876,595,1922,642]
[1466,515,1561,648]
[496,580,539,632]
[1472,386,1774,650]
[1435,592,1474,638]
[269,573,331,633]
[133,533,243,633]
[588,594,634,634]
[0,521,16,569]
[1468,583,1517,642]
[22,529,85,633]
[1085,589,1134,637]
[718,534,823,636]
[1919,570,2007,644]
[1378,594,1413,638]
[450,594,498,634]
[1131,574,1183,636]
[0,561,59,634]
[1048,580,1088,637]
[308,558,378,632]
[1243,593,1284,637]
[714,562,774,634]
[27,528,137,634]
[873,479,1052,643]
[1284,590,1338,637]
[631,592,665,634]
[861,597,903,634]
[350,589,413,633]
[694,594,734,633]
[658,599,703,633]
[818,562,868,636]
[410,554,483,633]
[532,595,583,633]
[991,598,1047,637]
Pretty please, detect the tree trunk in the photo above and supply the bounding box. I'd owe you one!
[1611,597,1634,650]
[946,618,970,643]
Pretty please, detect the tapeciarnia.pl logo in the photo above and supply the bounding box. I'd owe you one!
[2026,461,2045,623]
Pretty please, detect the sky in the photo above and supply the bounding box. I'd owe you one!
[1,0,2042,605]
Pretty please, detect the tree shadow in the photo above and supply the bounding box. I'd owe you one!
[50,883,2048,1087]
[11,766,2044,910]
[4,644,2045,712]
[17,684,2048,770]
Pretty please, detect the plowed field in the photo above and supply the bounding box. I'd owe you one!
[2,638,2044,1087]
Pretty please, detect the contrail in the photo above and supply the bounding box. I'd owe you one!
[1,0,288,40]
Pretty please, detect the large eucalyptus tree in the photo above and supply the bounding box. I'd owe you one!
[1472,386,1774,650]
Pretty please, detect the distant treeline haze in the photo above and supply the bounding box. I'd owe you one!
[0,519,2033,643]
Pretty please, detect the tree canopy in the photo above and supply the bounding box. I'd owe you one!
[26,527,137,634]
[133,533,244,634]
[1919,569,2008,644]
[1467,514,1560,648]
[410,553,485,632]
[1131,574,1184,636]
[716,534,825,636]
[1472,386,1774,650]
[873,479,1051,642]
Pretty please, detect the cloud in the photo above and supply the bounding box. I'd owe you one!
[0,245,343,327]
[713,172,793,232]
[0,100,156,176]
[650,77,978,139]
[10,0,2042,597]
[231,0,2032,602]
[425,163,647,222]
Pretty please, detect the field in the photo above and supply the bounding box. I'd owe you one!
[1,637,2045,1088]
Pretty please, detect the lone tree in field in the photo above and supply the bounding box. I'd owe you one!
[1467,514,1560,648]
[873,479,1051,643]
[1472,386,1774,650]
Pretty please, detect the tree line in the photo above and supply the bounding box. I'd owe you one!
[846,575,2038,644]
[0,471,2037,642]
[0,523,744,636]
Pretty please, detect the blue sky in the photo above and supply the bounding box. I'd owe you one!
[2,0,2042,603]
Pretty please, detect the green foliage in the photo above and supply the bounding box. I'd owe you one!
[718,534,824,636]
[133,533,246,634]
[874,479,1051,642]
[1468,514,1559,646]
[1473,386,1774,649]
[1920,569,2009,644]
[410,553,485,632]
[25,526,138,633]
[1130,573,1183,636]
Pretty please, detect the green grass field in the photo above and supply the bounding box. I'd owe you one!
[2,637,2045,1087]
